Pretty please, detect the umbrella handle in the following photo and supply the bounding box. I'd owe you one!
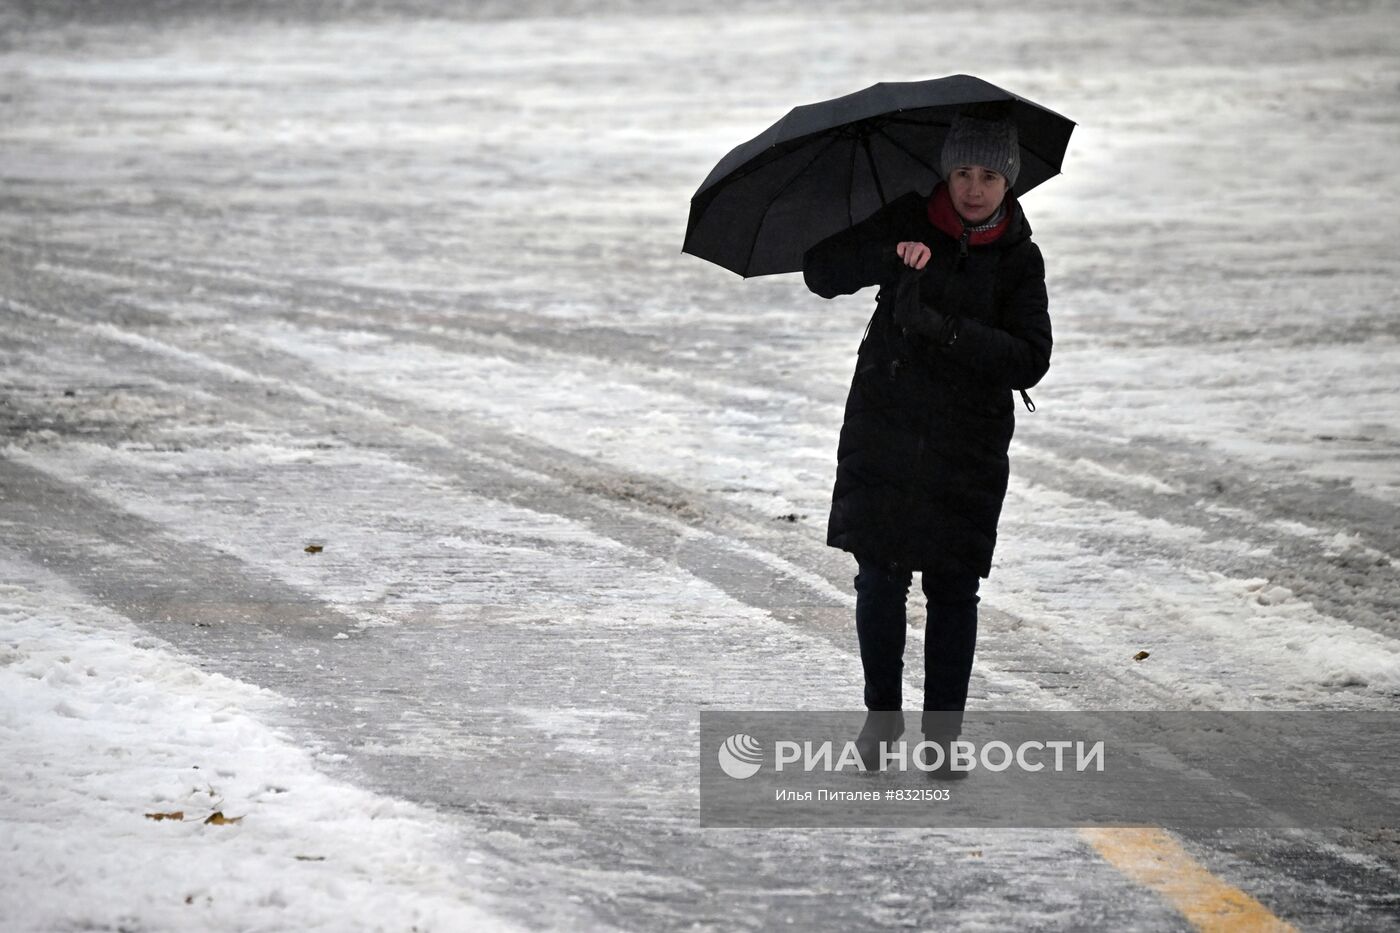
[897,263,927,286]
[891,265,925,333]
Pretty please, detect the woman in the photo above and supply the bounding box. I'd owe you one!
[802,111,1052,773]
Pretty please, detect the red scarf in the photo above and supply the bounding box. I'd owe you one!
[927,181,1012,245]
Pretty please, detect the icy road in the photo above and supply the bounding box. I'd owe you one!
[2,1,1399,930]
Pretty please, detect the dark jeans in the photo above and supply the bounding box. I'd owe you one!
[853,560,980,734]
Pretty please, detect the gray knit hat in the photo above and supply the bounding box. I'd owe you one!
[940,114,1020,187]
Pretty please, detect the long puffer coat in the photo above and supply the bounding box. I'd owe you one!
[803,184,1052,578]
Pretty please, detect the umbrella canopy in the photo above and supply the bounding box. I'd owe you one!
[683,74,1075,277]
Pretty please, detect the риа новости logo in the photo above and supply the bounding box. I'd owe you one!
[717,733,763,779]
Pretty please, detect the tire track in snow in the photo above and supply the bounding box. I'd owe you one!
[0,342,1189,932]
[11,240,1400,705]
[0,245,1116,711]
[15,237,1400,650]
[0,259,1189,712]
[9,245,1400,716]
[0,457,608,932]
[5,240,1400,928]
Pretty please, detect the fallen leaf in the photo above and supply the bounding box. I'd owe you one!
[145,811,185,822]
[1133,650,1150,661]
[204,811,243,826]
[304,544,324,554]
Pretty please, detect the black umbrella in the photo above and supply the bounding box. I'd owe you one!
[682,74,1075,277]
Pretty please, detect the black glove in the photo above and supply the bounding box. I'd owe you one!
[899,301,950,340]
[892,268,958,346]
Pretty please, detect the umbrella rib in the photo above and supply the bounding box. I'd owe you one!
[740,133,845,276]
[845,139,857,226]
[862,135,888,209]
[872,125,942,177]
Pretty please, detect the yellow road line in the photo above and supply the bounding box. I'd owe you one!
[1080,828,1298,932]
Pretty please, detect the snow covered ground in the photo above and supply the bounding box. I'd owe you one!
[2,0,1399,929]
[0,556,513,932]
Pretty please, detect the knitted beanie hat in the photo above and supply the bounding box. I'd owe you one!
[940,113,1020,187]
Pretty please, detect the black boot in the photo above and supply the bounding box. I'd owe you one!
[855,711,905,771]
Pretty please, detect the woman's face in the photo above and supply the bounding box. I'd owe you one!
[947,165,1009,224]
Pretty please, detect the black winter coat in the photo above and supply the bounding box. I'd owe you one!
[803,188,1052,578]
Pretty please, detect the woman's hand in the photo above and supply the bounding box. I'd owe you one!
[895,241,931,270]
